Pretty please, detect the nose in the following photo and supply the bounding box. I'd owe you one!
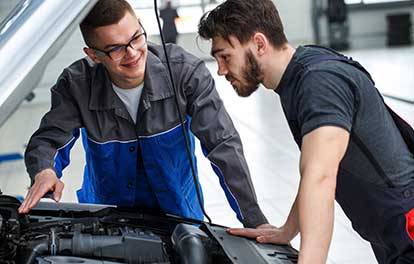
[217,62,228,76]
[125,45,138,57]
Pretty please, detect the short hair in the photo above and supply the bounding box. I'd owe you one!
[80,0,135,47]
[198,0,288,48]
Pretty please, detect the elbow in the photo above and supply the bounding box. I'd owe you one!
[319,172,337,199]
[301,168,338,199]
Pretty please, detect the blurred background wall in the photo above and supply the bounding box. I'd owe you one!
[1,0,412,103]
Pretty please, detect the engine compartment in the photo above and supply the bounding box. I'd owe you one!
[0,195,298,264]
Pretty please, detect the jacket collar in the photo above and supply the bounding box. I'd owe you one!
[142,49,174,102]
[88,61,122,111]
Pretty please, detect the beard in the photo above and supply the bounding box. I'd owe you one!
[233,50,264,97]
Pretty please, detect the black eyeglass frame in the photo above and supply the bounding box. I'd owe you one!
[89,21,147,61]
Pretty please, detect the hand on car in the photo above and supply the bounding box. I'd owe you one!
[18,168,64,214]
[227,223,294,245]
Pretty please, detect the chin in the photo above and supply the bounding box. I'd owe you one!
[122,63,146,80]
[236,86,259,98]
[130,67,145,78]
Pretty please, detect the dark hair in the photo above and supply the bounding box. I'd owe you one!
[80,0,135,46]
[198,0,287,48]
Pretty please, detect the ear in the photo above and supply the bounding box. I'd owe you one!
[252,33,268,56]
[83,47,101,64]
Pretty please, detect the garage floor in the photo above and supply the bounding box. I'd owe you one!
[0,45,412,263]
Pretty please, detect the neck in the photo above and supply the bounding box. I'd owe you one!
[110,75,144,89]
[261,44,295,90]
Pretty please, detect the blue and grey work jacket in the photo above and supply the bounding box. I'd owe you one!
[25,43,267,227]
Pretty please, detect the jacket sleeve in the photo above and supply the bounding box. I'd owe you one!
[185,60,268,227]
[24,71,82,182]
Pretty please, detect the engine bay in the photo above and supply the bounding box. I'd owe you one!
[0,195,298,264]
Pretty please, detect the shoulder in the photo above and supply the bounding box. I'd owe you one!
[60,57,100,81]
[297,67,356,108]
[295,46,368,87]
[146,42,211,84]
[147,42,203,69]
[55,57,109,96]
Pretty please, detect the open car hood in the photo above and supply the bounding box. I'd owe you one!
[0,0,98,127]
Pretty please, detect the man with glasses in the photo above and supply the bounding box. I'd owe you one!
[18,0,269,230]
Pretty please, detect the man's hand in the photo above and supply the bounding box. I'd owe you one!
[227,223,295,245]
[18,168,64,214]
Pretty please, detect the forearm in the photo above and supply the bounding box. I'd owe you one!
[25,135,66,179]
[210,141,268,227]
[25,143,57,179]
[297,172,336,264]
[25,115,81,178]
[240,202,268,227]
[283,194,300,239]
[200,133,267,227]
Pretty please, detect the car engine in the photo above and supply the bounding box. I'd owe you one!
[0,195,298,264]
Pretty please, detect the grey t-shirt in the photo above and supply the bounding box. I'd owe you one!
[112,83,144,124]
[275,46,414,187]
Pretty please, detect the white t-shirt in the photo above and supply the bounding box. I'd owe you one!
[112,82,144,124]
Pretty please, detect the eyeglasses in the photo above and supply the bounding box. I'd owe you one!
[90,21,147,61]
